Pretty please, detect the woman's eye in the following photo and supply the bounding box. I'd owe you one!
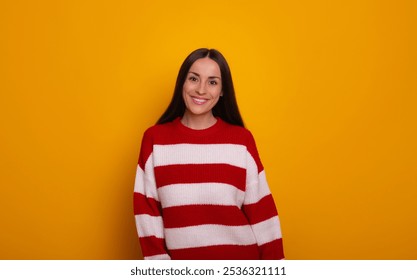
[189,76,198,82]
[209,80,218,85]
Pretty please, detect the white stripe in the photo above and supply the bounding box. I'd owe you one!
[144,254,171,260]
[251,216,282,246]
[133,157,159,201]
[135,214,165,239]
[159,183,245,208]
[244,170,271,204]
[246,151,259,186]
[165,224,257,250]
[153,144,247,168]
[133,165,145,193]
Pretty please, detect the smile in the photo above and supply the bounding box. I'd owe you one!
[191,97,208,105]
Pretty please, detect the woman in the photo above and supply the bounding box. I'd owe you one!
[133,48,284,260]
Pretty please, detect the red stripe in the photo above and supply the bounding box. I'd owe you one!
[245,131,264,173]
[154,164,246,191]
[138,129,155,170]
[148,118,251,146]
[242,194,278,224]
[139,236,168,258]
[133,192,161,216]
[259,238,285,260]
[170,244,260,260]
[163,205,249,228]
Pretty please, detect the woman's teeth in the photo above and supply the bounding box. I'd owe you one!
[192,97,207,105]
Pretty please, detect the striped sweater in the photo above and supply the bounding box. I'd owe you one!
[133,117,284,260]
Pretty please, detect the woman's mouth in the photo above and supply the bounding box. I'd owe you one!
[191,97,208,105]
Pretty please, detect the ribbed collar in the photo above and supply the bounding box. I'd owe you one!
[173,117,225,137]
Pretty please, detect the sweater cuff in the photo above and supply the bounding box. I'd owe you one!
[144,253,171,260]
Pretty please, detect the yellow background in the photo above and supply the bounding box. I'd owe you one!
[1,0,416,259]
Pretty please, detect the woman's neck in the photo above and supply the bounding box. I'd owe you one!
[181,112,217,130]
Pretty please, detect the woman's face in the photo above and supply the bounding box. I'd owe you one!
[182,57,222,118]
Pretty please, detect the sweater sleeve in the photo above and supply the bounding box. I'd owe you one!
[133,129,171,260]
[242,131,285,260]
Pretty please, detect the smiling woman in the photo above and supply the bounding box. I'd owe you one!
[133,48,285,260]
[181,57,223,129]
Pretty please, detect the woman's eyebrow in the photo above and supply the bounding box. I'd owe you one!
[189,71,221,79]
[188,71,200,76]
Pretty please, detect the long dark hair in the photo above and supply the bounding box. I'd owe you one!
[156,48,244,127]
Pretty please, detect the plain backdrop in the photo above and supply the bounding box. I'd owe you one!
[1,0,416,259]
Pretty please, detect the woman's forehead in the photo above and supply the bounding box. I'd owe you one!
[189,58,221,76]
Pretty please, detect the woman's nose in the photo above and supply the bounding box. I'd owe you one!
[196,82,206,95]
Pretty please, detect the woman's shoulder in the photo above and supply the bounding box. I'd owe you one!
[143,119,178,138]
[220,119,256,145]
[221,117,251,133]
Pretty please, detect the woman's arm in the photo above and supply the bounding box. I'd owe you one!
[243,131,285,260]
[133,129,171,260]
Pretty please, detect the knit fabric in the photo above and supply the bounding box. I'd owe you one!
[133,117,284,260]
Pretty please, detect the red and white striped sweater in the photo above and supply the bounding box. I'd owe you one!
[133,117,284,260]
